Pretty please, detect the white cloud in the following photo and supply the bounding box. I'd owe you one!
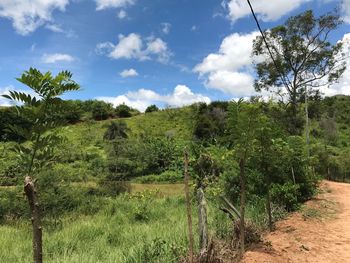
[96,85,210,112]
[342,0,350,23]
[0,0,69,35]
[206,71,255,97]
[42,53,75,64]
[226,0,311,22]
[97,33,172,63]
[0,86,14,106]
[120,68,138,77]
[161,22,171,34]
[110,33,144,59]
[95,0,135,10]
[45,23,64,33]
[194,31,259,97]
[0,86,39,106]
[146,37,171,63]
[322,33,350,96]
[117,9,127,19]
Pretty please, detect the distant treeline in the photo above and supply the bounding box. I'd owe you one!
[0,100,160,141]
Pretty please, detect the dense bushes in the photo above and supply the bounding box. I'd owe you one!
[133,170,183,183]
[145,104,159,113]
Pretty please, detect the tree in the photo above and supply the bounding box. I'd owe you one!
[253,10,346,135]
[226,100,260,255]
[2,68,80,263]
[145,104,159,113]
[91,101,114,120]
[103,121,129,141]
[115,103,132,118]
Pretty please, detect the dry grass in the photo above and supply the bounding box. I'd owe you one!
[130,183,184,197]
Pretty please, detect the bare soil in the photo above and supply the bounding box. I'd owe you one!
[243,180,350,263]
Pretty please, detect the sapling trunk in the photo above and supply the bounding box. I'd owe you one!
[239,158,246,255]
[24,176,43,263]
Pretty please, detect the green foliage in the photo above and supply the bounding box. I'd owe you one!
[271,183,300,211]
[253,10,345,135]
[115,104,132,118]
[133,170,183,183]
[91,101,114,120]
[2,68,80,177]
[103,121,129,141]
[145,104,159,113]
[193,102,227,142]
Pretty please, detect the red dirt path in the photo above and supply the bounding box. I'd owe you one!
[243,180,350,263]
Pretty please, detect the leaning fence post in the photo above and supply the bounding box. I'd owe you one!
[197,187,208,255]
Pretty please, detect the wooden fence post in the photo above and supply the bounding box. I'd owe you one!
[197,187,208,255]
[184,149,194,263]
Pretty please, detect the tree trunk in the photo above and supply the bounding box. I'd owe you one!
[239,158,246,256]
[290,92,299,135]
[266,186,273,231]
[197,187,208,255]
[291,166,296,185]
[305,86,310,158]
[24,176,43,263]
[183,150,194,263]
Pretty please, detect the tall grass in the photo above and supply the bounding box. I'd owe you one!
[0,195,199,263]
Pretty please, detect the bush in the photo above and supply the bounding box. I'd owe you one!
[145,104,159,113]
[115,104,132,118]
[98,180,131,196]
[271,183,300,211]
[91,101,114,120]
[0,187,28,221]
[37,170,85,218]
[134,170,183,183]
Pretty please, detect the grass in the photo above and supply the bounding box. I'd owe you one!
[130,183,184,197]
[0,195,196,263]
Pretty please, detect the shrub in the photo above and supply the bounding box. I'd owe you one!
[271,183,300,211]
[145,104,159,113]
[115,104,132,118]
[98,180,131,196]
[134,170,183,183]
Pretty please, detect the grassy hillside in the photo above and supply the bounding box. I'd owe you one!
[1,96,350,262]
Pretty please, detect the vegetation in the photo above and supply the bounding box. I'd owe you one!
[1,9,350,263]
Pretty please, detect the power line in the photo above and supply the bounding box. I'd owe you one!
[246,0,290,89]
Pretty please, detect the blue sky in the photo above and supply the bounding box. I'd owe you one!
[0,0,349,111]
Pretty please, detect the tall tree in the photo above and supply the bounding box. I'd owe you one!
[253,10,346,135]
[3,68,80,263]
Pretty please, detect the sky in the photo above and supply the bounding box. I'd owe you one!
[0,0,350,111]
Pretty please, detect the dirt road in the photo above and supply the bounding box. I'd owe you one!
[243,181,350,263]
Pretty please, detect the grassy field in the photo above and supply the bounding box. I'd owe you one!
[0,195,194,263]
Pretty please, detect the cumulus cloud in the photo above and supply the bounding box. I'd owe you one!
[226,0,311,22]
[120,68,138,77]
[0,0,69,35]
[95,0,135,10]
[321,33,350,96]
[96,85,210,112]
[194,31,259,97]
[342,0,350,23]
[96,33,172,63]
[110,33,144,59]
[42,53,75,63]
